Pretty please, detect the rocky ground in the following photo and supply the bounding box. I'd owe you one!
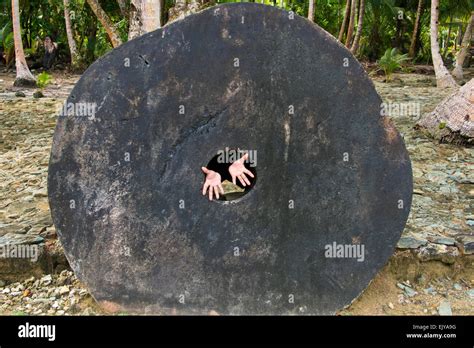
[0,70,472,315]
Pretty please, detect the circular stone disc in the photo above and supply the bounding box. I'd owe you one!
[48,3,412,314]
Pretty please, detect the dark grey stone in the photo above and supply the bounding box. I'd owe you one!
[47,3,412,314]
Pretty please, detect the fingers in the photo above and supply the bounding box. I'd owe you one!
[202,182,209,196]
[219,183,224,195]
[201,167,210,174]
[241,174,251,186]
[208,186,213,201]
[232,174,236,185]
[238,153,249,163]
[213,186,220,200]
[243,168,255,178]
[237,175,246,187]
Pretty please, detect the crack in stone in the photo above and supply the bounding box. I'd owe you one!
[157,106,229,181]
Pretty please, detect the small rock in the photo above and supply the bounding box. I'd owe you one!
[32,189,48,198]
[415,244,459,264]
[397,236,427,249]
[15,91,26,97]
[397,283,418,297]
[59,286,69,296]
[453,283,462,291]
[428,237,456,246]
[40,275,52,286]
[424,287,436,295]
[33,91,44,99]
[0,280,5,287]
[467,289,474,299]
[438,301,452,316]
[455,235,474,255]
[388,302,394,309]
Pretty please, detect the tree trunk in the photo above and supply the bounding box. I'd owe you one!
[338,0,350,42]
[452,12,474,80]
[308,0,315,22]
[409,0,424,58]
[416,78,474,145]
[345,0,358,48]
[84,2,98,65]
[86,0,123,48]
[117,0,129,17]
[430,0,457,88]
[350,0,364,54]
[64,0,80,70]
[168,0,213,23]
[129,0,163,40]
[11,0,36,87]
[442,18,452,58]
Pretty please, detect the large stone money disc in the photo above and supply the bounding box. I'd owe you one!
[48,3,412,314]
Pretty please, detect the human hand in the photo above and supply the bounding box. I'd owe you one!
[228,153,255,187]
[201,167,224,201]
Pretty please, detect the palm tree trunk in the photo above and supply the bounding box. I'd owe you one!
[452,12,474,80]
[117,0,129,17]
[408,0,424,58]
[430,0,457,88]
[442,19,452,58]
[86,0,123,48]
[345,0,358,48]
[64,0,80,70]
[338,0,350,42]
[129,0,163,40]
[416,78,473,145]
[85,3,98,65]
[11,0,36,87]
[308,0,315,22]
[350,0,364,54]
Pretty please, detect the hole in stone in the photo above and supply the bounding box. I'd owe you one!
[203,150,257,202]
[138,54,150,67]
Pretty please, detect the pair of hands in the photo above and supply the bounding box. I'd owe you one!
[201,153,255,201]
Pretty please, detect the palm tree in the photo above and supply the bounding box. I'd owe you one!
[350,0,365,54]
[409,0,424,58]
[86,0,122,47]
[338,0,351,42]
[63,0,80,70]
[116,0,129,17]
[452,11,474,80]
[129,0,163,40]
[308,0,315,22]
[430,0,457,88]
[11,0,36,87]
[345,0,358,48]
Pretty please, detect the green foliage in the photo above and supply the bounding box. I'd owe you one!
[378,48,409,81]
[0,0,472,70]
[36,72,52,89]
[0,22,13,50]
